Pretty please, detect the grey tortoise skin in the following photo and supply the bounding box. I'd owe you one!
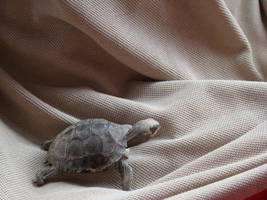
[33,118,160,190]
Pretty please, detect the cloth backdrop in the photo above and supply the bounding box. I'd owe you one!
[0,0,267,199]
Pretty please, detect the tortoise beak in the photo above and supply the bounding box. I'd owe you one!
[149,122,160,137]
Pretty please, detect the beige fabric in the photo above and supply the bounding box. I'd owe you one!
[0,0,267,199]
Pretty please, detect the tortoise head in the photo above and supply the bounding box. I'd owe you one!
[126,118,160,146]
[136,118,160,137]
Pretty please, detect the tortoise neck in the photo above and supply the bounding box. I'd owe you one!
[126,124,141,142]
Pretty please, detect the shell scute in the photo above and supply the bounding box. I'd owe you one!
[68,140,83,157]
[83,134,103,155]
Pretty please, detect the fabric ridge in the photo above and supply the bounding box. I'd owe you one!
[0,0,266,200]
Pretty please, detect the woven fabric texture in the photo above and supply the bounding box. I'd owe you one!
[0,0,267,199]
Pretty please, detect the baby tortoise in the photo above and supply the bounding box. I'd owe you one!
[33,118,160,190]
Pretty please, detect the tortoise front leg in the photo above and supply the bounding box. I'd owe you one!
[33,166,57,186]
[118,159,133,191]
[41,138,55,151]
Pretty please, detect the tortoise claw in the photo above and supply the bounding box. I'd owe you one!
[43,160,49,165]
[41,138,55,151]
[33,177,45,186]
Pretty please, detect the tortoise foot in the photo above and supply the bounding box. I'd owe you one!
[33,177,45,186]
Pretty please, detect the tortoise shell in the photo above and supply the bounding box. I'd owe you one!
[47,119,132,173]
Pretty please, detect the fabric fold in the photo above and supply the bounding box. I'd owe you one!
[0,0,266,199]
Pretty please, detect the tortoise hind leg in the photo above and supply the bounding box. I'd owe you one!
[33,166,57,186]
[118,159,133,191]
[41,138,55,151]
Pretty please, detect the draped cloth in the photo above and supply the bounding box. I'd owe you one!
[0,0,266,199]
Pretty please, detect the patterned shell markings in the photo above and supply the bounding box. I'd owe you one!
[48,119,131,173]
